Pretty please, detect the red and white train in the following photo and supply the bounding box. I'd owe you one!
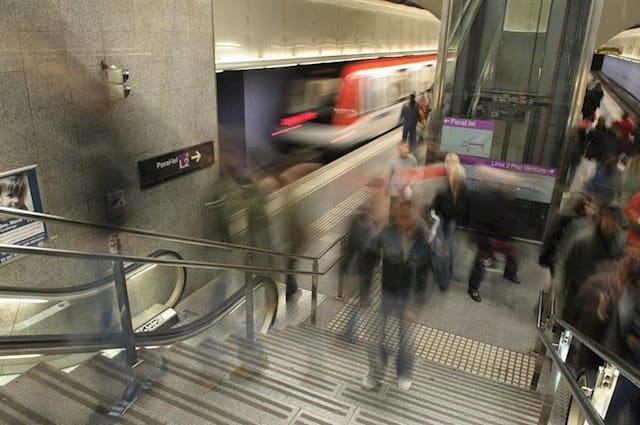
[272,54,438,150]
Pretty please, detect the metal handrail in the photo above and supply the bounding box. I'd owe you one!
[0,207,317,261]
[0,244,319,277]
[551,317,640,389]
[0,276,278,357]
[537,327,605,425]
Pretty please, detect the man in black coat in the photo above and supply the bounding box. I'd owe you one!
[555,204,625,321]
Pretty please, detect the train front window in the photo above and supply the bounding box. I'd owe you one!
[285,78,339,123]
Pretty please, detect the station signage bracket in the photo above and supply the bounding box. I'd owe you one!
[138,141,214,189]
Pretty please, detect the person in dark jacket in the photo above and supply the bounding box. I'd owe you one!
[568,257,640,371]
[362,200,430,391]
[340,200,380,342]
[539,196,593,277]
[430,160,467,288]
[602,271,640,424]
[399,94,420,152]
[466,187,520,303]
[555,204,626,321]
[585,117,616,163]
[582,83,604,122]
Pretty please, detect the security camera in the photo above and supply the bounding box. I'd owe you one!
[108,84,131,100]
[106,68,130,84]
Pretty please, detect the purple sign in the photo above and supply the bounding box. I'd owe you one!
[441,117,494,158]
[458,154,558,203]
[458,155,557,177]
[442,117,495,131]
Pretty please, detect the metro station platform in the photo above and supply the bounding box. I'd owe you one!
[1,0,640,424]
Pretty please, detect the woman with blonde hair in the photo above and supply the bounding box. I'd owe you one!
[430,157,467,290]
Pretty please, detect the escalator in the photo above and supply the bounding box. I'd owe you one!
[0,250,186,376]
[0,249,279,379]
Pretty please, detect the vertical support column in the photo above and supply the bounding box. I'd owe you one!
[113,260,138,366]
[244,250,255,341]
[311,260,319,325]
[425,0,452,154]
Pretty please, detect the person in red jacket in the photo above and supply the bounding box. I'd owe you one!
[624,191,640,255]
[615,111,636,143]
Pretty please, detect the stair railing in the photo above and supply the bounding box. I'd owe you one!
[535,304,640,425]
[0,210,349,365]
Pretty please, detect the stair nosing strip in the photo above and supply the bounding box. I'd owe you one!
[171,343,351,416]
[271,327,542,403]
[159,356,292,419]
[241,331,542,409]
[191,340,340,392]
[91,358,250,425]
[37,362,165,425]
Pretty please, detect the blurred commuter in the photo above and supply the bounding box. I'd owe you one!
[582,83,604,122]
[615,111,636,143]
[622,155,640,205]
[282,202,306,301]
[585,117,616,163]
[602,265,640,424]
[362,201,430,391]
[624,191,640,255]
[539,196,593,277]
[587,151,622,206]
[400,94,420,151]
[555,205,625,321]
[430,159,467,289]
[466,188,520,303]
[569,257,640,370]
[386,141,418,221]
[340,200,380,342]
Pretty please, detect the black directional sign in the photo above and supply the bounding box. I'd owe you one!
[138,141,214,189]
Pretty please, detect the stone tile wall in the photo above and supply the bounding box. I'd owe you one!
[0,0,220,292]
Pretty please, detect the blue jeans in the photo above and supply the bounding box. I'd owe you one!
[402,126,417,151]
[367,293,415,380]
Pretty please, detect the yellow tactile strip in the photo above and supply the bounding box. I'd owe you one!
[327,303,537,389]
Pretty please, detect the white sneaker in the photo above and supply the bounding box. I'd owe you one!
[361,375,378,390]
[397,377,412,391]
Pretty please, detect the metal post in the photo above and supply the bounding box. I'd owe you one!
[336,236,346,300]
[244,250,255,341]
[311,260,319,325]
[551,330,573,393]
[113,260,138,366]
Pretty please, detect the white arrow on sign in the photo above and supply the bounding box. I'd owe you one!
[191,150,202,162]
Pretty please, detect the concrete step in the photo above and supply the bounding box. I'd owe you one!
[0,324,543,424]
[223,325,543,425]
[260,324,543,411]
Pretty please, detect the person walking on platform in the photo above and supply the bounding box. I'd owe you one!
[466,188,520,303]
[399,94,420,151]
[582,83,604,122]
[362,201,430,391]
[386,140,417,221]
[430,157,467,289]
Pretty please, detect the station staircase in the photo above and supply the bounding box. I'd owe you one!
[0,321,544,425]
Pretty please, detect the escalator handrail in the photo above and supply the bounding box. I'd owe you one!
[536,326,605,425]
[0,250,186,303]
[549,317,640,389]
[0,243,319,276]
[0,276,278,356]
[0,206,317,261]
